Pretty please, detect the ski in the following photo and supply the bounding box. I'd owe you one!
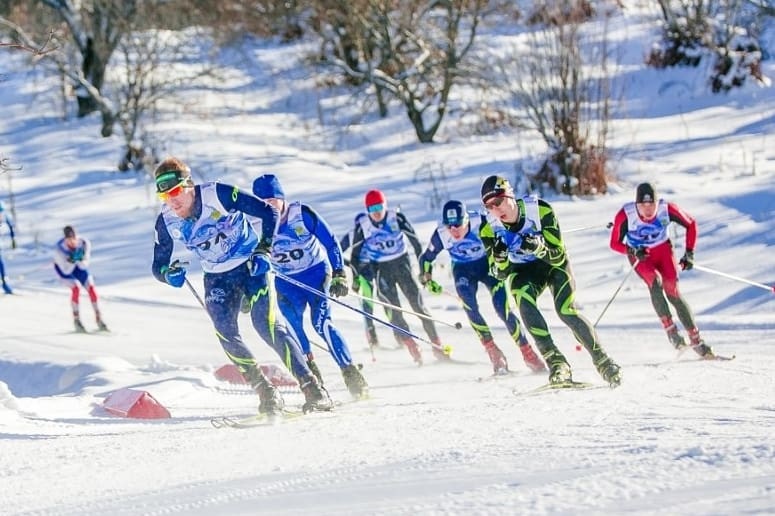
[476,370,519,382]
[512,380,606,397]
[211,409,305,429]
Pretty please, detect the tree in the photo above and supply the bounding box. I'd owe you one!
[486,1,617,195]
[317,0,489,143]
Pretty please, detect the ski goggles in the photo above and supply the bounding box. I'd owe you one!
[367,203,384,213]
[484,195,507,210]
[156,170,191,201]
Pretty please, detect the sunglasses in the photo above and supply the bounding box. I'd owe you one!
[156,181,188,201]
[446,221,465,229]
[484,196,507,210]
[367,203,384,213]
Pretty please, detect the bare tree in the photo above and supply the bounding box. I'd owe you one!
[486,1,618,195]
[317,0,489,143]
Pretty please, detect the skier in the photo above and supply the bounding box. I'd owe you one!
[0,201,16,294]
[609,182,715,358]
[53,225,109,332]
[151,157,330,414]
[349,189,449,365]
[479,175,622,387]
[418,200,546,375]
[252,174,368,398]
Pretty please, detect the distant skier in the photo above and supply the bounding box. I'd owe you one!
[609,182,715,358]
[0,201,16,294]
[53,225,109,332]
[151,157,331,414]
[479,175,622,387]
[349,189,450,365]
[419,200,546,375]
[252,173,368,399]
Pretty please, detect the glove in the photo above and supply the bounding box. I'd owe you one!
[11,238,16,250]
[249,238,272,276]
[520,234,547,257]
[329,269,349,298]
[492,238,509,263]
[162,263,187,288]
[627,245,649,261]
[490,262,510,281]
[679,250,694,271]
[418,272,432,285]
[425,279,443,295]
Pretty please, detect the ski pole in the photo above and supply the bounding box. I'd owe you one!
[184,277,207,309]
[348,291,463,330]
[565,221,613,234]
[693,264,775,294]
[272,270,452,355]
[593,259,638,329]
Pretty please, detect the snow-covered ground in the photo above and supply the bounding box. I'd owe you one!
[1,7,774,515]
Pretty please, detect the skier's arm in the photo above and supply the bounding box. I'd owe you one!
[667,202,697,252]
[78,238,92,268]
[350,223,368,271]
[303,204,345,272]
[396,211,423,258]
[537,200,566,266]
[151,215,175,283]
[418,230,443,276]
[215,183,278,244]
[609,209,629,255]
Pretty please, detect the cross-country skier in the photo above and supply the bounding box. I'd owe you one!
[53,225,109,332]
[252,174,368,398]
[479,175,622,387]
[0,201,16,294]
[349,189,450,365]
[418,200,546,375]
[151,157,330,414]
[609,182,715,358]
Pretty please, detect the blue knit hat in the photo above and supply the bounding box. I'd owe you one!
[252,174,285,200]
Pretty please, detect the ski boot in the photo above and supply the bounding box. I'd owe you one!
[342,364,368,398]
[666,325,687,351]
[519,342,546,372]
[482,338,508,375]
[299,375,333,413]
[96,318,109,332]
[2,282,12,295]
[688,329,715,359]
[73,318,87,333]
[595,356,622,387]
[306,353,324,385]
[548,360,572,385]
[401,336,423,365]
[244,366,284,415]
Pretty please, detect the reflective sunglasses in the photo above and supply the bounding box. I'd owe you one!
[446,219,466,229]
[367,203,384,213]
[156,170,190,201]
[156,181,188,201]
[484,196,507,210]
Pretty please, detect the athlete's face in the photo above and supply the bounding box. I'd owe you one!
[367,204,387,223]
[636,201,657,221]
[447,221,468,240]
[265,198,285,216]
[484,195,518,223]
[164,186,195,218]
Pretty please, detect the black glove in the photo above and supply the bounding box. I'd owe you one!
[492,238,509,263]
[329,269,349,297]
[627,245,649,261]
[679,250,694,271]
[520,234,546,257]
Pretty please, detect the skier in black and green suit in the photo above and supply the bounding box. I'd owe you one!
[478,175,622,387]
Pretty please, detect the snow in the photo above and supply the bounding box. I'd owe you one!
[1,9,775,515]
